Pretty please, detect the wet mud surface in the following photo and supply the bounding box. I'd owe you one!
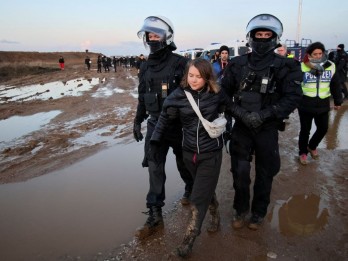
[0,61,347,260]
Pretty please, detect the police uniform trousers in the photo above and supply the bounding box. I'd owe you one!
[145,116,193,208]
[182,150,222,234]
[298,109,329,155]
[229,123,280,218]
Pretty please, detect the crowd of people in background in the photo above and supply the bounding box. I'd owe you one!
[59,54,150,73]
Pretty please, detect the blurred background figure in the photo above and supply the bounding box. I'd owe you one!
[85,56,91,70]
[58,56,65,70]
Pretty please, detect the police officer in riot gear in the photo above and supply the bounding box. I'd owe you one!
[222,14,303,230]
[133,15,193,239]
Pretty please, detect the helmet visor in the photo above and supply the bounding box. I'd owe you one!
[137,16,169,40]
[246,14,283,38]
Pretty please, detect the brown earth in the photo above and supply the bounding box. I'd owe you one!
[0,52,347,261]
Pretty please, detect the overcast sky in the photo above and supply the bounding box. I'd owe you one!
[1,0,347,56]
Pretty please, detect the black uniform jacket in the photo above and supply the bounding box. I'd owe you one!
[151,86,231,154]
[222,53,303,125]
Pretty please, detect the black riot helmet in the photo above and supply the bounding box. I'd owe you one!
[246,14,283,55]
[137,15,177,54]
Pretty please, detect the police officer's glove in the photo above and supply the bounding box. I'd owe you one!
[133,122,143,142]
[223,130,232,153]
[223,130,232,142]
[247,112,264,129]
[241,112,252,128]
[166,107,178,120]
[147,141,161,165]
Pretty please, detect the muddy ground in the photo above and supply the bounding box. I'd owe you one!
[0,53,347,261]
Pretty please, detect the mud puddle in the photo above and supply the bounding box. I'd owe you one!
[0,140,185,261]
[270,194,329,237]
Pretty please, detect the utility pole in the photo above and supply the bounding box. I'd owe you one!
[296,0,302,44]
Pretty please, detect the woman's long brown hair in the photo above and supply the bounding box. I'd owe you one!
[181,58,220,93]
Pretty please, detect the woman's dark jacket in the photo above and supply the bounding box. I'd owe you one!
[151,86,231,154]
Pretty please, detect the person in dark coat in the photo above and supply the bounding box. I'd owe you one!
[150,58,231,257]
[329,44,348,98]
[97,55,102,73]
[85,56,91,70]
[221,14,303,231]
[112,56,117,72]
[135,54,146,75]
[133,15,193,240]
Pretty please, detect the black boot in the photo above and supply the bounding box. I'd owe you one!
[180,190,191,206]
[207,196,220,233]
[135,206,163,239]
[175,206,199,258]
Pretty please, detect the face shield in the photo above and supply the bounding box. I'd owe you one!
[246,14,283,55]
[137,16,175,54]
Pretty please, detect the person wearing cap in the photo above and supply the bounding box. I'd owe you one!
[133,15,193,240]
[221,14,303,230]
[329,44,348,98]
[298,42,341,165]
[212,45,231,85]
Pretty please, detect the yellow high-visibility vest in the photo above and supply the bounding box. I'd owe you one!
[301,62,335,98]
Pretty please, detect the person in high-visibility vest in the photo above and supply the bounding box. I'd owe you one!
[298,42,342,165]
[287,52,295,59]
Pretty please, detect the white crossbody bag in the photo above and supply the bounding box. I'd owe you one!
[184,90,227,139]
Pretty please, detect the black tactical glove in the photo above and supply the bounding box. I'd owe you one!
[223,130,232,141]
[133,122,143,142]
[241,112,252,128]
[247,112,264,129]
[147,141,161,164]
[166,107,178,120]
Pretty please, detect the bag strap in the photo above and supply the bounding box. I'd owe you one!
[184,90,206,122]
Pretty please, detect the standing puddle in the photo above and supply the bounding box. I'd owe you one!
[0,141,185,260]
[0,110,62,149]
[310,105,348,150]
[0,78,100,103]
[270,194,329,237]
[321,106,348,149]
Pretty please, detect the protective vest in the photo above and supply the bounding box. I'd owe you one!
[143,54,182,114]
[237,55,285,112]
[301,62,335,99]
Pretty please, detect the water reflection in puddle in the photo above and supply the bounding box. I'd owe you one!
[270,194,329,237]
[0,141,184,261]
[307,105,348,150]
[0,110,62,149]
[0,78,100,103]
[321,106,348,149]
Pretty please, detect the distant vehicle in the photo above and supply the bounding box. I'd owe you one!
[178,48,204,60]
[201,40,250,61]
[285,39,312,61]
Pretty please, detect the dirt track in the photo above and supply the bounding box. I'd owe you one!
[0,53,347,260]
